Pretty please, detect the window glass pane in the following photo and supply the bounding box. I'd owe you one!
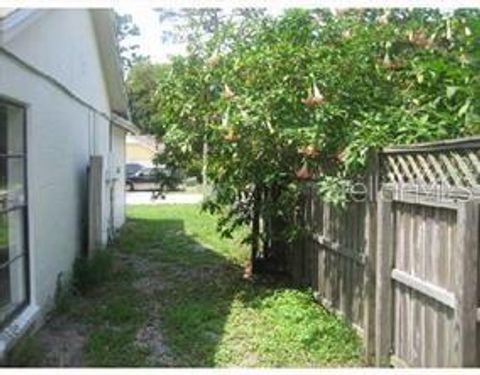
[0,210,25,262]
[8,158,24,202]
[0,103,24,155]
[0,101,27,326]
[0,214,7,261]
[0,210,27,323]
[0,264,11,316]
[0,256,26,323]
[0,101,25,208]
[0,154,4,191]
[0,158,25,208]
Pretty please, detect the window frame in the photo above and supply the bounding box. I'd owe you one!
[0,97,30,330]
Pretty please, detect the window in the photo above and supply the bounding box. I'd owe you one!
[0,100,28,327]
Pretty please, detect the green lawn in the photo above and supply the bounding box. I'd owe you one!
[8,205,363,367]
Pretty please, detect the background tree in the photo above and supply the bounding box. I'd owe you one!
[126,61,170,134]
[156,8,266,50]
[115,13,144,73]
[155,8,267,188]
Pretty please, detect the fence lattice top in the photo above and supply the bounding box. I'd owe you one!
[379,136,480,189]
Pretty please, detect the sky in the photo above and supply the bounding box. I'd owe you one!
[114,6,285,64]
[114,5,457,64]
[115,5,187,63]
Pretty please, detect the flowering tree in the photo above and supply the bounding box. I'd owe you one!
[152,8,480,269]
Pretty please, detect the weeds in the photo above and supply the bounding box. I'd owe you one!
[72,249,114,295]
[6,249,115,366]
[53,249,114,314]
[5,336,44,367]
[54,272,75,315]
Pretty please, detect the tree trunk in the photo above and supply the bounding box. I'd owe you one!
[251,186,261,273]
[202,138,208,195]
[265,184,288,272]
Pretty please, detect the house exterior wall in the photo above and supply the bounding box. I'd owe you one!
[4,9,110,115]
[0,9,127,345]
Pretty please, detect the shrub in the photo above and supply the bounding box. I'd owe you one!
[151,8,480,262]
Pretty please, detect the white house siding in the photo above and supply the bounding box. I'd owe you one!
[111,126,126,230]
[0,9,124,319]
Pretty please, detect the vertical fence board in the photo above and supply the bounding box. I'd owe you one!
[454,201,479,366]
[375,192,394,366]
[363,150,378,362]
[424,207,434,366]
[431,208,441,366]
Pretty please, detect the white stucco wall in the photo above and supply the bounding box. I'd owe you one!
[0,9,126,320]
[4,9,110,115]
[1,53,91,311]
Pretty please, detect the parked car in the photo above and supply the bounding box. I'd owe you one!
[126,162,144,178]
[126,167,184,192]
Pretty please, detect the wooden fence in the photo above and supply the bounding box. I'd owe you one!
[287,136,480,367]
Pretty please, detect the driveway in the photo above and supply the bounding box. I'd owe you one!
[126,191,203,205]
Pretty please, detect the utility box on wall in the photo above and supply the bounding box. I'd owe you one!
[88,155,104,255]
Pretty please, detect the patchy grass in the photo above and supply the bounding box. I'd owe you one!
[6,204,363,367]
[5,336,45,367]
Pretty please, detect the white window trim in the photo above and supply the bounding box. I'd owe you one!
[0,303,39,360]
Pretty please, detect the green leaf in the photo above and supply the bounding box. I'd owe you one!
[446,86,459,99]
[458,99,471,117]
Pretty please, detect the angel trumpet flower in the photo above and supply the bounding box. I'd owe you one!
[224,129,240,142]
[446,18,452,40]
[222,84,235,99]
[298,144,320,158]
[295,164,312,180]
[206,54,220,68]
[342,29,352,39]
[302,83,325,107]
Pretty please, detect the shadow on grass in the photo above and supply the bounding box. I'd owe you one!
[113,215,260,366]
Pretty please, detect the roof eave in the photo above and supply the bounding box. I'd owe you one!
[90,9,130,119]
[111,113,140,134]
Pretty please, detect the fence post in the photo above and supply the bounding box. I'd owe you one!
[292,184,306,285]
[375,186,394,367]
[364,149,378,363]
[454,200,479,366]
[302,184,312,286]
